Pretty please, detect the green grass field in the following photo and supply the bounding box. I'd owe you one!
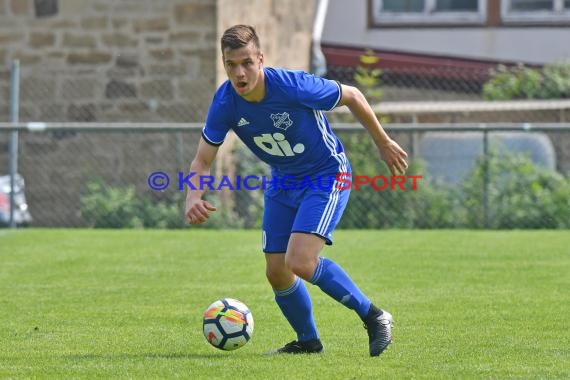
[1,229,569,379]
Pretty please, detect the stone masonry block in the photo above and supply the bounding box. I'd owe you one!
[48,19,77,28]
[174,4,214,25]
[39,104,65,121]
[21,77,57,101]
[30,32,55,48]
[169,31,200,44]
[0,32,25,44]
[179,79,215,100]
[106,67,139,79]
[141,80,174,100]
[145,36,164,45]
[12,51,42,65]
[67,52,112,65]
[81,16,108,29]
[11,0,31,15]
[111,18,128,29]
[116,54,140,68]
[133,18,169,33]
[62,78,98,100]
[149,49,174,61]
[63,33,97,48]
[67,103,97,121]
[102,33,138,48]
[105,79,137,98]
[149,64,187,77]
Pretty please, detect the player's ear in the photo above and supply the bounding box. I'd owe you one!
[258,52,264,66]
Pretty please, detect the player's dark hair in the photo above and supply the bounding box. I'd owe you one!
[221,25,260,53]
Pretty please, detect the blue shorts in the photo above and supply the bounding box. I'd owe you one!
[261,174,351,253]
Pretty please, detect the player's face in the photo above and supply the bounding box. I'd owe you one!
[223,42,264,101]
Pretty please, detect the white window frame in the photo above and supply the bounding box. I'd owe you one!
[371,0,487,26]
[501,0,570,23]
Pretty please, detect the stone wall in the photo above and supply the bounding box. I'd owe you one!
[0,0,218,124]
[0,0,317,124]
[217,0,316,85]
[0,0,318,227]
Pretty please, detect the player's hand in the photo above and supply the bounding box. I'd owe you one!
[185,198,217,225]
[378,138,409,175]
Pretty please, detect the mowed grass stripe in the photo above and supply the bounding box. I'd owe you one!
[0,229,568,379]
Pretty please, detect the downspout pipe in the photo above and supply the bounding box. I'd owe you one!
[310,0,329,77]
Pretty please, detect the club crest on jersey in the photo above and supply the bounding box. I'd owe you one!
[270,112,293,130]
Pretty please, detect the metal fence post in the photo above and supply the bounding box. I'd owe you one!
[176,132,184,172]
[9,60,20,229]
[410,114,418,159]
[482,126,490,228]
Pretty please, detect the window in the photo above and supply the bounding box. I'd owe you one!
[371,0,487,26]
[34,0,58,18]
[502,0,570,23]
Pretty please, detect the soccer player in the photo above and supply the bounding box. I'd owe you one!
[185,25,408,356]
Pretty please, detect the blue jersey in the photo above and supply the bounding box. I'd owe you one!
[202,67,349,178]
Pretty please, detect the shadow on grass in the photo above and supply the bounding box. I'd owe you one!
[64,352,261,360]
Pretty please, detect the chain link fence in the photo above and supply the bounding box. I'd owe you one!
[327,65,486,102]
[5,64,214,124]
[326,57,570,108]
[2,60,570,229]
[1,122,569,229]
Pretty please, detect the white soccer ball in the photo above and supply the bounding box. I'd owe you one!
[202,298,254,351]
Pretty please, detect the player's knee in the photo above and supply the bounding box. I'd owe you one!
[265,265,291,289]
[284,255,316,281]
[265,265,278,282]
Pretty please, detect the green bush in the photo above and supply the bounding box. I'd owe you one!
[198,192,246,229]
[336,133,463,229]
[81,181,142,228]
[81,180,187,229]
[81,149,570,229]
[80,178,250,229]
[354,49,383,103]
[138,195,187,229]
[462,151,570,229]
[483,61,570,100]
[337,133,570,229]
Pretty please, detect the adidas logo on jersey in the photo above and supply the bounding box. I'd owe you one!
[237,117,250,127]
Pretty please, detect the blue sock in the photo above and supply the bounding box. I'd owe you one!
[274,277,319,342]
[310,257,371,319]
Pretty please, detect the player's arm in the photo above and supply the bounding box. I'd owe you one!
[337,84,408,175]
[185,137,219,224]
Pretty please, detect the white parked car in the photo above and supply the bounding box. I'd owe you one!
[0,174,32,227]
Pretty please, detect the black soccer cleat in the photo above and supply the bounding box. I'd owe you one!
[268,339,324,355]
[364,307,393,357]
